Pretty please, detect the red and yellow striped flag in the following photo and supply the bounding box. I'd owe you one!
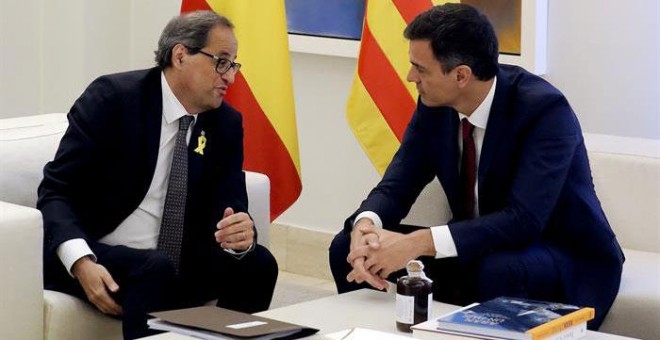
[347,0,455,175]
[181,0,301,220]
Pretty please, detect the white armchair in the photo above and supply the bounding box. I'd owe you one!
[0,113,271,340]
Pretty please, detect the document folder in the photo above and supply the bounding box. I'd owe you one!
[149,306,319,339]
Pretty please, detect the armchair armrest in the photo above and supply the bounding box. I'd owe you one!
[245,171,271,247]
[0,201,43,340]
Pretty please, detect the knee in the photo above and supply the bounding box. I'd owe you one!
[475,253,524,299]
[329,229,351,264]
[137,251,177,282]
[250,245,278,280]
[477,254,519,279]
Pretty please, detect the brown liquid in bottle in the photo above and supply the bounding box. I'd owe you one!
[396,260,433,332]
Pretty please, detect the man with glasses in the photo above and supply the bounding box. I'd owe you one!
[38,11,277,339]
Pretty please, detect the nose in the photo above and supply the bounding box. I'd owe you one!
[406,67,418,83]
[221,68,236,85]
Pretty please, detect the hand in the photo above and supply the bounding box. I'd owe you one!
[348,227,416,279]
[71,256,123,315]
[345,219,389,290]
[214,207,254,251]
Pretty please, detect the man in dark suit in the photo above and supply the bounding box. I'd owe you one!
[38,11,277,339]
[329,3,623,329]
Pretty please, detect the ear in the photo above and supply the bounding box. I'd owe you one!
[171,44,188,68]
[455,65,473,88]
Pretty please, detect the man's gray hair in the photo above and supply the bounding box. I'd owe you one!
[155,10,233,69]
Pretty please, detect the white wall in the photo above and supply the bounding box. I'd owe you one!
[1,0,658,234]
[0,0,178,115]
[544,1,660,140]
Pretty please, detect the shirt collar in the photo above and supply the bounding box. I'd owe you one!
[458,76,497,130]
[161,72,196,124]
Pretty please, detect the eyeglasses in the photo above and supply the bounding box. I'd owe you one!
[186,47,241,75]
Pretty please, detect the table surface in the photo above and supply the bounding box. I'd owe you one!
[142,289,637,339]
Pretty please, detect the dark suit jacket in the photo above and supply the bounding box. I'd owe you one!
[38,67,249,274]
[347,64,624,326]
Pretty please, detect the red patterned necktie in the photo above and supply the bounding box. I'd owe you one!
[158,115,194,274]
[460,118,476,219]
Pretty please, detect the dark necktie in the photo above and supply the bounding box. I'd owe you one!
[460,118,476,219]
[158,115,194,274]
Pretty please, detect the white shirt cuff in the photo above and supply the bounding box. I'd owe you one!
[56,238,96,277]
[223,241,255,260]
[430,225,458,259]
[353,211,383,228]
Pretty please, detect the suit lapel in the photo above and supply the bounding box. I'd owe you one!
[143,69,164,194]
[478,70,513,186]
[424,105,461,214]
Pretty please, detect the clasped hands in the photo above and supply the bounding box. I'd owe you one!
[346,219,419,291]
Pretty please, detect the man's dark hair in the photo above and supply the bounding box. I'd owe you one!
[404,3,499,80]
[155,10,233,69]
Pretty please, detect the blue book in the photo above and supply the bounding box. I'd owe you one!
[417,297,594,340]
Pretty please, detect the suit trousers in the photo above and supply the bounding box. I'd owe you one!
[45,242,278,340]
[329,225,565,307]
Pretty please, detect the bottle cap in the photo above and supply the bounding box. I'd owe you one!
[406,260,424,273]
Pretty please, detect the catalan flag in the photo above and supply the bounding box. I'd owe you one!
[347,0,456,175]
[181,0,301,220]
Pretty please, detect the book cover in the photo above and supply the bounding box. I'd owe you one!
[148,306,318,339]
[412,297,594,340]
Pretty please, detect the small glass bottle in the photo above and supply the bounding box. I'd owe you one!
[396,260,433,332]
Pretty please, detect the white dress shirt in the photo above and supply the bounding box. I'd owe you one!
[354,77,497,259]
[57,73,195,275]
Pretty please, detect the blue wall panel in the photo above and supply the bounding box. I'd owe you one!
[285,0,366,40]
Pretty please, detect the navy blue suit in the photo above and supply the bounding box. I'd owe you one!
[38,68,277,339]
[330,65,623,329]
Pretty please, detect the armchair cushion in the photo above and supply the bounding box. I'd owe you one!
[0,113,67,207]
[0,201,44,340]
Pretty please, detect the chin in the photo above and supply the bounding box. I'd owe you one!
[419,97,434,107]
[211,98,223,109]
[420,97,444,108]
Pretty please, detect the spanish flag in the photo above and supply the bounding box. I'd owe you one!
[346,0,455,175]
[181,0,301,220]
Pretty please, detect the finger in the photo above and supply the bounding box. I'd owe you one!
[350,227,368,248]
[215,219,253,243]
[375,277,389,290]
[357,224,376,234]
[362,233,381,249]
[222,236,252,251]
[85,279,121,316]
[363,256,381,272]
[350,257,387,290]
[96,292,123,316]
[216,215,251,235]
[347,269,365,284]
[100,272,123,315]
[347,246,371,263]
[217,211,250,230]
[363,256,386,279]
[379,267,394,279]
[347,265,369,285]
[220,226,254,250]
[101,271,120,293]
[216,207,236,230]
[370,264,386,278]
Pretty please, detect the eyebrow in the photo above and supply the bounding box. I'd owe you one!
[205,48,234,59]
[411,61,427,71]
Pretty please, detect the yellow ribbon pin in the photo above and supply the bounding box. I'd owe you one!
[194,130,206,155]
